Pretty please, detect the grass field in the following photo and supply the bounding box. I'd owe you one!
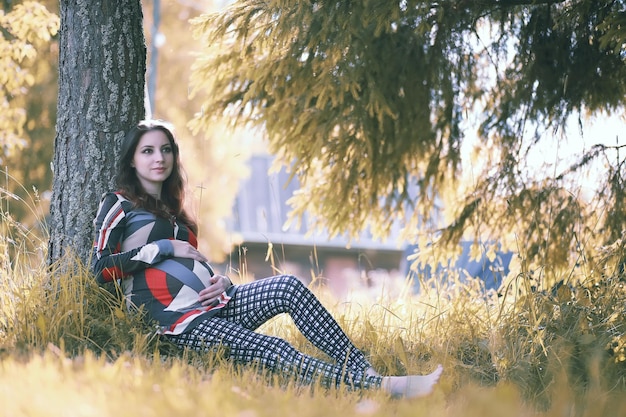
[1,211,625,417]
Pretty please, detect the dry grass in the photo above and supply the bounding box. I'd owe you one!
[1,197,626,417]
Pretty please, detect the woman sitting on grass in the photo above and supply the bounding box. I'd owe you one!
[91,119,443,398]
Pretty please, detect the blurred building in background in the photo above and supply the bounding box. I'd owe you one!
[218,154,514,297]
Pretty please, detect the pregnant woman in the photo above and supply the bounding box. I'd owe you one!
[92,120,442,398]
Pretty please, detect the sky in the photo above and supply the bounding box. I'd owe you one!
[532,112,623,199]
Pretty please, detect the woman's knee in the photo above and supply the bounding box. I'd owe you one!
[278,274,306,292]
[274,274,308,303]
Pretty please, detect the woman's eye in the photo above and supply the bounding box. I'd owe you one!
[162,146,172,153]
[142,148,153,154]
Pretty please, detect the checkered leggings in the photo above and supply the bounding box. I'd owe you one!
[167,274,382,390]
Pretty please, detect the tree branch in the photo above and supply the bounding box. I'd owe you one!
[492,0,567,6]
[448,0,568,9]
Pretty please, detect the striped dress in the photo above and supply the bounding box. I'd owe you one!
[92,192,237,335]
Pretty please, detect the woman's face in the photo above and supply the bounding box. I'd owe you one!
[131,129,174,197]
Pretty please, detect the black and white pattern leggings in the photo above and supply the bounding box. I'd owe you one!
[167,274,383,390]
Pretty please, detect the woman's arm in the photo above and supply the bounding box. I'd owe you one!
[91,192,174,284]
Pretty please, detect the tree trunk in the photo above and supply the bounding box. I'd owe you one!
[49,1,146,265]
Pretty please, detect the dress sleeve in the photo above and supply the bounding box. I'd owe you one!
[91,192,174,284]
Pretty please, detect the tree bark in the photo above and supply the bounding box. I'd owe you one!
[49,0,146,265]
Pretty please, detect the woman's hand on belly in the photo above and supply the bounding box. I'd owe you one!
[198,275,231,306]
[171,240,208,262]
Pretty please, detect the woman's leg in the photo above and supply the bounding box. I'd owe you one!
[167,315,382,390]
[222,275,373,375]
[223,275,444,398]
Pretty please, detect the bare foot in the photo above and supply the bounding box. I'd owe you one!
[382,364,443,398]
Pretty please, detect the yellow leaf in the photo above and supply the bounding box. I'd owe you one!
[394,336,408,366]
[470,242,482,261]
[486,246,497,263]
[114,307,125,320]
[36,313,46,335]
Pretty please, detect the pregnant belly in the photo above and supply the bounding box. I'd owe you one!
[142,258,215,307]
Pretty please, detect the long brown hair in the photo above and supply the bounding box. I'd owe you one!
[116,120,198,234]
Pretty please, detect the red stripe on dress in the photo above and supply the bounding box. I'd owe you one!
[188,230,198,248]
[166,299,229,333]
[97,205,124,251]
[145,268,173,306]
[101,265,124,282]
[167,309,203,332]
